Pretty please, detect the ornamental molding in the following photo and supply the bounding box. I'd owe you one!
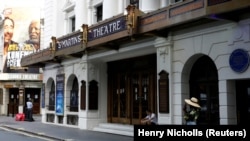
[63,0,75,12]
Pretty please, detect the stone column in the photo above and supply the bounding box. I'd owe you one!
[18,84,25,113]
[219,80,237,124]
[75,0,88,27]
[141,0,160,13]
[160,0,168,7]
[103,0,118,19]
[154,36,174,124]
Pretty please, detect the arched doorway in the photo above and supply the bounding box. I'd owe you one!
[189,55,220,125]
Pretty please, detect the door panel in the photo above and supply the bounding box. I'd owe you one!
[197,83,219,125]
[110,71,156,124]
[111,73,129,124]
[25,88,41,114]
[8,88,19,115]
[236,80,250,125]
[131,72,149,124]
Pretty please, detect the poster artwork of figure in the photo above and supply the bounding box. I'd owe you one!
[3,16,19,72]
[2,7,40,73]
[25,20,40,51]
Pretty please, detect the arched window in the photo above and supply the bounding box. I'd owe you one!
[49,81,55,111]
[70,77,78,112]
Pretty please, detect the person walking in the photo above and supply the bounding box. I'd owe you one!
[183,97,201,125]
[140,109,158,125]
[26,98,34,121]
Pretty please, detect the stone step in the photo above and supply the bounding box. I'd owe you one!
[93,123,134,136]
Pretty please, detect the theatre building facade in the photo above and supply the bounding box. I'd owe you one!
[21,0,250,136]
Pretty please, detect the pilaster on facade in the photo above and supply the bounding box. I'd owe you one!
[228,19,250,46]
[88,63,96,79]
[77,61,87,78]
[219,80,237,125]
[154,37,173,65]
[154,36,175,125]
[56,66,65,75]
[63,0,75,12]
[140,0,161,13]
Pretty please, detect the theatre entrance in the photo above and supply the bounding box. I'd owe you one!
[8,88,19,116]
[107,54,157,125]
[24,88,41,114]
[189,56,220,125]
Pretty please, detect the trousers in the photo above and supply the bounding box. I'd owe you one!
[186,121,196,125]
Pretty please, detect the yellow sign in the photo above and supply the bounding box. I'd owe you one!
[4,84,13,88]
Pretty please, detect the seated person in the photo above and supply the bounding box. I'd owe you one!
[140,109,158,125]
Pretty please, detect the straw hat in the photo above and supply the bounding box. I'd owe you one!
[184,97,201,108]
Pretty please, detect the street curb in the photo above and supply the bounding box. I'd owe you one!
[0,125,66,141]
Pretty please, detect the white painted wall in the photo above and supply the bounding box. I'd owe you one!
[162,19,250,125]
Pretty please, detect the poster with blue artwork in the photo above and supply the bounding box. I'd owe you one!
[56,74,64,115]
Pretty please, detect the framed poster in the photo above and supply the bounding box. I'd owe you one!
[2,3,41,73]
[56,74,65,115]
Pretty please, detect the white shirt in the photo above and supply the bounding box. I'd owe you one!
[27,101,33,109]
[145,113,158,124]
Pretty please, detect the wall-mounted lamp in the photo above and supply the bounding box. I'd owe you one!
[81,24,88,46]
[50,36,57,51]
[124,5,135,34]
[124,5,143,36]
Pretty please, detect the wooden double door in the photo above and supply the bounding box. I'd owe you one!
[8,88,41,115]
[108,54,157,125]
[24,88,41,114]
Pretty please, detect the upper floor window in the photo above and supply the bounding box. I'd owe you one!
[96,5,103,22]
[70,16,75,32]
[63,0,75,33]
[170,0,183,4]
[130,0,139,8]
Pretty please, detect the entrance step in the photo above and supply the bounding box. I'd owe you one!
[93,123,133,136]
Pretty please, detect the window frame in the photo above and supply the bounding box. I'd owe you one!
[130,0,139,8]
[69,16,76,32]
[96,4,103,23]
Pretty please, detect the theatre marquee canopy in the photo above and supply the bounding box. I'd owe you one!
[21,0,250,67]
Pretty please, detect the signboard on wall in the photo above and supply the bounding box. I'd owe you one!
[2,4,41,73]
[41,83,45,108]
[56,74,65,115]
[229,48,250,73]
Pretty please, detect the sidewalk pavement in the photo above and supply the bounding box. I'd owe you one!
[0,115,133,141]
